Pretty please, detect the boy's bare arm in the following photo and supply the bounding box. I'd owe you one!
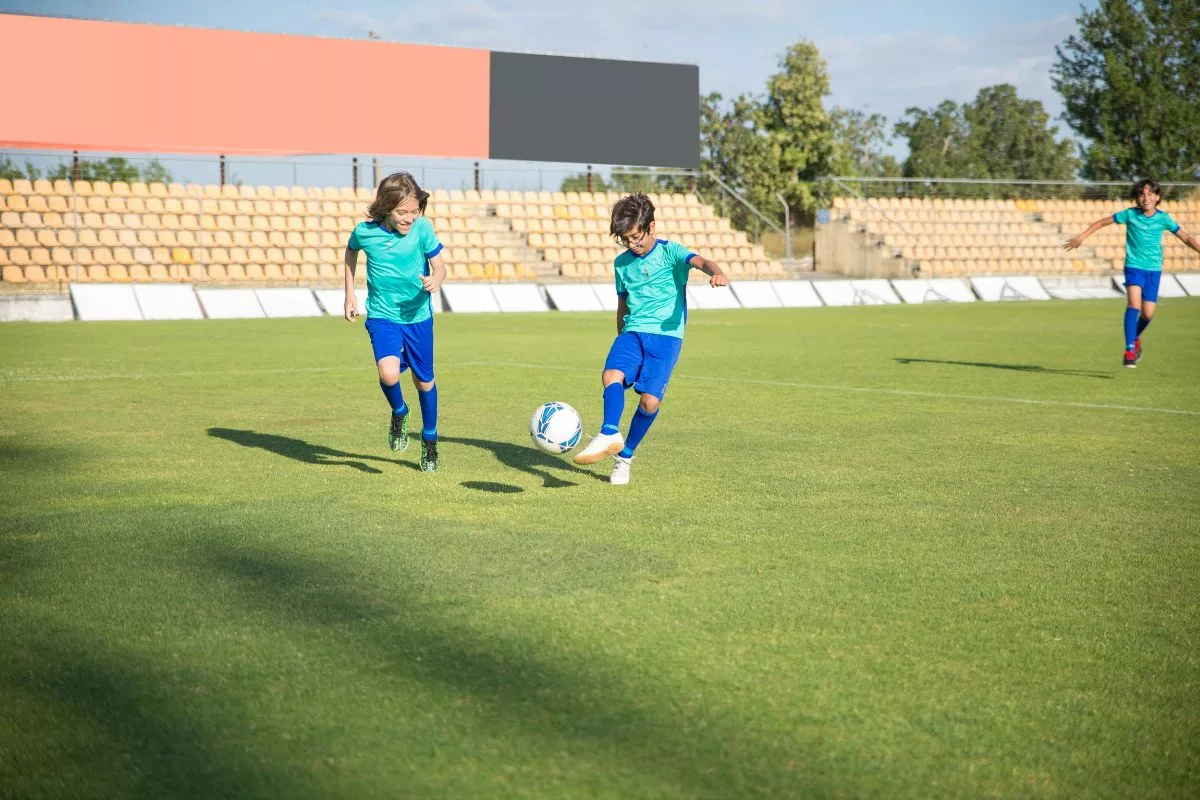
[1065,217,1114,250]
[689,254,729,287]
[1174,228,1200,254]
[422,253,447,294]
[616,294,628,334]
[343,247,359,321]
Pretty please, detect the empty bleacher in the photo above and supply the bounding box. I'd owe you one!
[0,179,787,287]
[830,195,1200,277]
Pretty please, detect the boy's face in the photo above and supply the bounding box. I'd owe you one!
[1137,185,1160,214]
[618,220,656,255]
[389,196,421,233]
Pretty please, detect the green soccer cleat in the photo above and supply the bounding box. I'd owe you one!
[420,438,439,472]
[389,412,410,452]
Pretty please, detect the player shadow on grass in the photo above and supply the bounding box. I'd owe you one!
[440,435,608,490]
[894,357,1114,379]
[207,428,420,474]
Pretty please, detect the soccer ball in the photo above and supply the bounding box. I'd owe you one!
[529,401,583,455]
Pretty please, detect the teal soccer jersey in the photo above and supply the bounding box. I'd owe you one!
[348,217,443,323]
[1112,207,1180,271]
[614,239,697,339]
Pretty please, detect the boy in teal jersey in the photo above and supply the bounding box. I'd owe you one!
[1066,178,1200,368]
[574,193,729,485]
[344,172,447,471]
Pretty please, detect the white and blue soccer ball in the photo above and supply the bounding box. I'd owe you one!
[529,401,583,455]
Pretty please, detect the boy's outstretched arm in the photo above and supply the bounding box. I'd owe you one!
[689,254,729,287]
[1065,217,1114,250]
[1173,227,1200,255]
[343,247,359,321]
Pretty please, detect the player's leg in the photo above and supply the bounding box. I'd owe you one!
[1133,272,1161,364]
[611,334,683,485]
[1122,272,1145,367]
[365,318,411,451]
[401,317,439,471]
[574,333,639,465]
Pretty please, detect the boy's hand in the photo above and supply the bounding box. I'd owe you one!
[709,270,729,288]
[1064,236,1083,251]
[344,295,358,321]
[421,274,443,293]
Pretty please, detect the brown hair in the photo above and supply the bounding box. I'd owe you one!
[1131,178,1162,206]
[366,172,429,222]
[609,193,656,240]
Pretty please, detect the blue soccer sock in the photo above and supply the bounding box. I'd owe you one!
[601,382,624,435]
[418,384,438,440]
[619,407,658,458]
[380,380,408,415]
[1136,314,1152,339]
[1123,308,1139,349]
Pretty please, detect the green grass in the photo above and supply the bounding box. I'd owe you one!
[2,300,1198,798]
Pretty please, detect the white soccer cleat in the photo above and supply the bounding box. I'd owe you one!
[573,431,625,465]
[609,454,632,485]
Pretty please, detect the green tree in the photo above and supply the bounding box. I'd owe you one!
[894,100,971,179]
[965,84,1077,180]
[828,107,901,178]
[760,41,834,219]
[559,167,689,195]
[45,157,173,184]
[698,41,835,235]
[699,91,781,236]
[0,156,42,182]
[1053,0,1200,182]
[559,171,612,193]
[895,85,1077,182]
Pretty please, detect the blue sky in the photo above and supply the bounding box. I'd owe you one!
[0,0,1097,186]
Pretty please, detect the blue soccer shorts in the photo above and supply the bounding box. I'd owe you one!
[603,331,684,401]
[364,316,435,382]
[1123,267,1163,302]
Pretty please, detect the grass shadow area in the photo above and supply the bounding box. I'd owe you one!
[207,428,418,473]
[894,357,1113,379]
[441,435,607,488]
[194,542,828,797]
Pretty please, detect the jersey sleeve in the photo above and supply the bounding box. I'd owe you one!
[667,240,698,272]
[1162,211,1181,234]
[614,261,627,296]
[1112,208,1130,225]
[418,217,444,259]
[347,223,363,250]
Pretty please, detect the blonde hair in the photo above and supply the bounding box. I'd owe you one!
[366,172,429,222]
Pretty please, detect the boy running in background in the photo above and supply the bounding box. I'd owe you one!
[573,193,729,485]
[344,172,447,471]
[1066,178,1200,368]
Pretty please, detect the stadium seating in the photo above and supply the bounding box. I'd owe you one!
[0,179,788,286]
[830,195,1200,276]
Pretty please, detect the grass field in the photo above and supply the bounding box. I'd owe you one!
[2,299,1198,798]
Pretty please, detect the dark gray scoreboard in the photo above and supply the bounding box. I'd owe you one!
[489,52,699,168]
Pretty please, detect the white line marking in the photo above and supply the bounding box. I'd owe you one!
[0,366,363,383]
[3,360,1197,417]
[462,361,1200,417]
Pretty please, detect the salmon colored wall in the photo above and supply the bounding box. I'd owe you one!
[0,14,490,157]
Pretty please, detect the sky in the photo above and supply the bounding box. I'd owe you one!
[0,0,1097,187]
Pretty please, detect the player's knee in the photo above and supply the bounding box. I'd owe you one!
[415,378,435,392]
[602,369,624,387]
[639,394,661,413]
[378,365,402,385]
